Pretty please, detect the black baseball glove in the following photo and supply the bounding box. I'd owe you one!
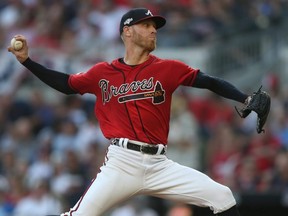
[235,86,271,133]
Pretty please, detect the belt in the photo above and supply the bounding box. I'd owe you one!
[111,138,166,155]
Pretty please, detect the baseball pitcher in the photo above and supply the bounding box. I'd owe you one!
[8,8,270,216]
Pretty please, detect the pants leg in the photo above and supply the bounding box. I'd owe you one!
[143,157,237,214]
[61,145,144,216]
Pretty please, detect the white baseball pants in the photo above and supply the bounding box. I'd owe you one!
[61,144,236,216]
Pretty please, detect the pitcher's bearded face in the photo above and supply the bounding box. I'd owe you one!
[130,20,157,52]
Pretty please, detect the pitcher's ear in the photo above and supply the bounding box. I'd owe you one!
[123,26,131,37]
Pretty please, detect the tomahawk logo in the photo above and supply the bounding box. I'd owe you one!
[118,81,165,104]
[145,10,153,16]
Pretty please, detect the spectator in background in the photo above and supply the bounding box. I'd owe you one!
[0,175,10,216]
[13,178,62,216]
[25,147,54,190]
[166,203,193,216]
[0,52,27,97]
[272,150,288,191]
[1,117,37,164]
[168,92,200,169]
[235,156,259,192]
[188,93,234,138]
[88,0,128,42]
[3,174,27,216]
[110,196,159,216]
[205,124,242,190]
[51,119,78,160]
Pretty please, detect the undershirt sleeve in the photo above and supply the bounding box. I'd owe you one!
[192,71,248,103]
[22,58,77,95]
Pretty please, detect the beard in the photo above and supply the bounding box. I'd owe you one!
[133,32,156,52]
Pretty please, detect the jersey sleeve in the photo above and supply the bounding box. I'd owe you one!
[171,60,199,87]
[68,64,99,95]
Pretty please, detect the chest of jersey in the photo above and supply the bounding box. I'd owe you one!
[69,56,198,143]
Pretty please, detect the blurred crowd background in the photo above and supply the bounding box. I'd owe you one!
[0,0,288,216]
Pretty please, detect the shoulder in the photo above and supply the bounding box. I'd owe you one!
[151,55,188,66]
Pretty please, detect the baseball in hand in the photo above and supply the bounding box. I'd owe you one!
[11,38,23,51]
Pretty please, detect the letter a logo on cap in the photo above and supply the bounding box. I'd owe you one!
[145,10,153,16]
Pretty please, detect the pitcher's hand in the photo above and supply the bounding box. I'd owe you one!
[8,35,29,63]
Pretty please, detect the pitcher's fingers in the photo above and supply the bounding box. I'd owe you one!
[12,35,27,46]
[7,46,14,53]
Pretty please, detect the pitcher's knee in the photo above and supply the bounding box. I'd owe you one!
[210,185,237,214]
[219,185,234,202]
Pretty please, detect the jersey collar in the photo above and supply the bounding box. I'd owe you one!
[111,54,156,71]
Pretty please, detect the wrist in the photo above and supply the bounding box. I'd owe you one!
[20,56,29,64]
[21,57,31,65]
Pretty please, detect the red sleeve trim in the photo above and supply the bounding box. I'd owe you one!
[68,75,79,93]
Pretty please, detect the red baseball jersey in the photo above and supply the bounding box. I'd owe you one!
[68,55,199,144]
